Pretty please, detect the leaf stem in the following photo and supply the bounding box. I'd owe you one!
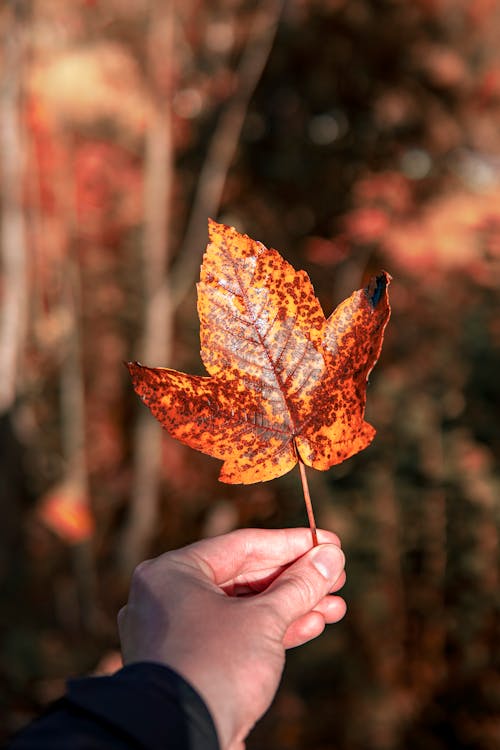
[298,459,318,547]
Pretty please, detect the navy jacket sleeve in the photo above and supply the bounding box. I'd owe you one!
[8,662,220,750]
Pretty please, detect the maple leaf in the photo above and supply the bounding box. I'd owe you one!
[128,220,391,494]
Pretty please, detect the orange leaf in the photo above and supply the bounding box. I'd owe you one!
[128,220,391,485]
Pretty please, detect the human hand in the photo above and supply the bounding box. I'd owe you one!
[118,528,346,750]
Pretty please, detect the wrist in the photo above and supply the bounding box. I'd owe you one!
[162,653,239,749]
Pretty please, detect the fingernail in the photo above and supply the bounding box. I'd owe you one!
[311,545,344,580]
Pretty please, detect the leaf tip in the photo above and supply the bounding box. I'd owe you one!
[365,270,392,309]
[207,217,224,238]
[125,361,147,386]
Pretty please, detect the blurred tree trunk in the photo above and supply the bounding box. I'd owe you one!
[0,2,28,415]
[169,0,285,308]
[119,0,175,574]
[62,254,98,631]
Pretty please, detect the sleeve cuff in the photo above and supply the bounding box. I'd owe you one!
[66,662,220,750]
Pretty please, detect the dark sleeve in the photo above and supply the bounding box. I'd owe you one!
[8,662,220,750]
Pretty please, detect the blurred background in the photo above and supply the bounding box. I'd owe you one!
[1,0,499,747]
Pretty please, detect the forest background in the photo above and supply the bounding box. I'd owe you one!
[1,0,500,748]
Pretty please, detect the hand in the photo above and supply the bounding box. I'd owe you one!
[118,528,346,750]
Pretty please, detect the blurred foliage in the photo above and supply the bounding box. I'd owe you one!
[1,0,500,747]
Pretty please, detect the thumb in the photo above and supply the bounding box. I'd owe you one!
[260,544,345,626]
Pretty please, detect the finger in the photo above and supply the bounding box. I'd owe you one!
[330,570,346,593]
[260,544,345,625]
[220,555,346,597]
[174,527,342,585]
[283,611,326,648]
[283,596,347,648]
[313,595,347,624]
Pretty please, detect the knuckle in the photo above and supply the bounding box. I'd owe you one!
[273,572,319,614]
[133,559,153,579]
[130,559,155,592]
[117,606,127,629]
[288,572,317,607]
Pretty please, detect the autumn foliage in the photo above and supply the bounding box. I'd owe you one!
[1,1,500,749]
[129,221,390,484]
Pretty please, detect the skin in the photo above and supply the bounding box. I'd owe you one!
[118,527,346,750]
